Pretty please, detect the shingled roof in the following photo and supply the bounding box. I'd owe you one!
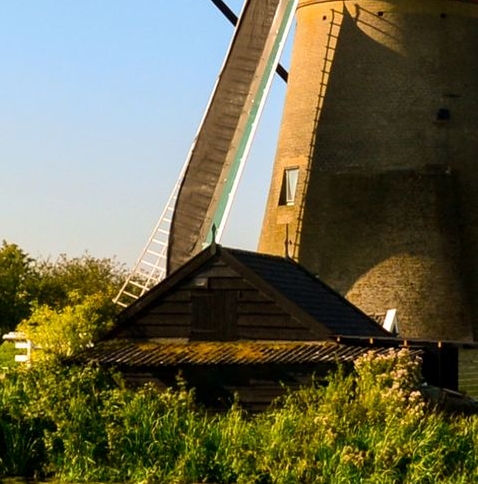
[224,247,389,338]
[76,340,414,367]
[111,244,390,340]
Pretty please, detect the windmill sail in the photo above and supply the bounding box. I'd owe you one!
[167,0,297,273]
[115,0,297,307]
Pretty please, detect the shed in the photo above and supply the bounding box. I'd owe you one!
[110,242,390,342]
[75,244,469,410]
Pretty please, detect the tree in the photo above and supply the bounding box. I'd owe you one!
[17,254,127,361]
[35,253,126,315]
[0,243,127,364]
[0,241,38,335]
[17,295,115,359]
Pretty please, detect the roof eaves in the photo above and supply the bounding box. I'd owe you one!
[73,339,423,367]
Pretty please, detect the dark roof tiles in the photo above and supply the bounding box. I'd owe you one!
[227,248,388,338]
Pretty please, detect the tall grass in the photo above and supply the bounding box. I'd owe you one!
[1,349,478,482]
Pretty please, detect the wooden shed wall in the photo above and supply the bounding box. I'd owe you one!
[116,259,316,341]
[121,363,336,412]
[459,348,478,399]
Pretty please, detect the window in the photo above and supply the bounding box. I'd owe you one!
[280,167,299,206]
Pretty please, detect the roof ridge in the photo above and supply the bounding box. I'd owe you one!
[225,245,389,337]
[224,245,289,260]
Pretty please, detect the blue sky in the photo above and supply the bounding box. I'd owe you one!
[0,1,291,267]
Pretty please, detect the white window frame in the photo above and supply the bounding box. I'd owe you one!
[283,167,299,205]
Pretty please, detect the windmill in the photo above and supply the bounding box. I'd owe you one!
[116,0,478,343]
[114,0,297,308]
[258,0,478,341]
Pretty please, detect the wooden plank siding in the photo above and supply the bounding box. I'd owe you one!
[117,363,335,412]
[237,301,285,314]
[239,327,316,340]
[459,348,478,399]
[116,257,316,341]
[93,245,446,412]
[148,301,191,314]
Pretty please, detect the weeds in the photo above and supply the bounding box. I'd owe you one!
[0,349,476,483]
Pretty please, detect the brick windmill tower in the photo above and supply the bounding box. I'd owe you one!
[259,0,478,340]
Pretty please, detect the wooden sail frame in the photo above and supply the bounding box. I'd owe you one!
[167,0,297,274]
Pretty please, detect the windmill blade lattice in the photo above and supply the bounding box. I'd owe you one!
[114,0,297,307]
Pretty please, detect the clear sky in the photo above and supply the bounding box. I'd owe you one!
[0,1,292,267]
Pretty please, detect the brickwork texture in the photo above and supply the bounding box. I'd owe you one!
[259,0,478,340]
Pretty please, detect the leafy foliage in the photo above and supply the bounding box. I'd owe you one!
[0,241,38,335]
[17,295,115,360]
[34,253,125,312]
[1,349,478,483]
[0,342,17,371]
[0,242,126,363]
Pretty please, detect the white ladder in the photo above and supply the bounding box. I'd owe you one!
[113,161,188,308]
[114,0,298,308]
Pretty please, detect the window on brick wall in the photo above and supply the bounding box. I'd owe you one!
[279,167,299,206]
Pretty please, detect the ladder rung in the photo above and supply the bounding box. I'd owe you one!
[128,280,150,290]
[154,228,170,237]
[141,260,162,269]
[145,249,164,258]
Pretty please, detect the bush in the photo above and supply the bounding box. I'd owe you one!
[0,349,477,483]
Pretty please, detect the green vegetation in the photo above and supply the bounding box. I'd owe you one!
[0,242,476,482]
[0,241,38,336]
[1,349,478,483]
[0,240,126,365]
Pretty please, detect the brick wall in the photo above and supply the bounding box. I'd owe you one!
[259,0,478,340]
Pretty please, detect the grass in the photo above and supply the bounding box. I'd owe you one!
[1,349,478,483]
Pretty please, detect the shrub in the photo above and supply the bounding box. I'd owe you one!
[0,348,477,483]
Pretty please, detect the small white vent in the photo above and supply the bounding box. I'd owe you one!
[382,308,399,335]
